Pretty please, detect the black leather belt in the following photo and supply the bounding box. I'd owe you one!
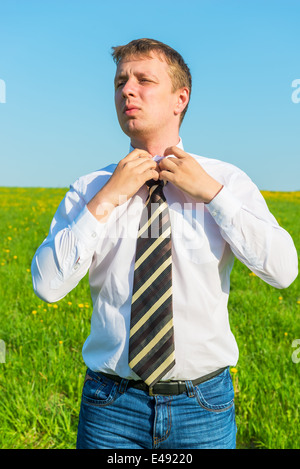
[98,367,227,396]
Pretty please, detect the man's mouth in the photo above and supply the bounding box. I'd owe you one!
[124,105,140,116]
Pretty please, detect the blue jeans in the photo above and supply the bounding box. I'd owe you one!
[76,367,237,449]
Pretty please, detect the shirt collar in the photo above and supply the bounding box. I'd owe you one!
[129,137,184,161]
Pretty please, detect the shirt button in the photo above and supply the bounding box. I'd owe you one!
[91,232,97,238]
[212,210,218,217]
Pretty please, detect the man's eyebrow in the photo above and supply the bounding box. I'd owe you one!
[114,71,159,84]
[136,71,159,81]
[115,72,127,81]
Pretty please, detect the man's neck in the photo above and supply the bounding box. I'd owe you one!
[130,135,181,157]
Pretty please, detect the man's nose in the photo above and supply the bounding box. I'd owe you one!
[122,79,137,98]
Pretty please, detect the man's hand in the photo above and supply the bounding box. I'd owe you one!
[159,146,223,204]
[87,149,159,222]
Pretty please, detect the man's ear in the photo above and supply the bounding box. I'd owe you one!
[174,87,190,116]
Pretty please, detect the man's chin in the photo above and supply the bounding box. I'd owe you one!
[121,122,147,139]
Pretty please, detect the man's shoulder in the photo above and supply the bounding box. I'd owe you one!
[188,151,248,183]
[188,151,240,170]
[70,164,117,202]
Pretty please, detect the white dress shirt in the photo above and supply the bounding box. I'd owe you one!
[31,139,298,380]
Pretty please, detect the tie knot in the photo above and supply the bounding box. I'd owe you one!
[146,179,165,189]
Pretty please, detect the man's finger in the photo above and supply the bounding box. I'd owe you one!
[122,155,154,170]
[122,148,152,163]
[164,146,189,159]
[133,159,158,173]
[158,157,179,171]
[125,158,158,171]
[145,168,160,182]
[159,169,175,182]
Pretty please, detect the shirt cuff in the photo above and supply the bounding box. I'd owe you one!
[206,186,243,228]
[70,205,106,250]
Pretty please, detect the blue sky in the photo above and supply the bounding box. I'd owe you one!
[0,0,299,191]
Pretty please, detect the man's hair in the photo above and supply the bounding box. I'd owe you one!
[111,38,192,124]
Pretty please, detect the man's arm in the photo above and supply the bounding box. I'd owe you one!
[32,149,159,303]
[159,146,298,289]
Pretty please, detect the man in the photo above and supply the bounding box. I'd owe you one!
[31,38,298,449]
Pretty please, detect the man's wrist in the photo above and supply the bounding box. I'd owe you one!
[204,183,224,204]
[87,187,120,223]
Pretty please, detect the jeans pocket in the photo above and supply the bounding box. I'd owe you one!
[82,370,119,407]
[194,368,234,412]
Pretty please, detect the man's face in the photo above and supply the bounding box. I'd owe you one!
[114,53,182,143]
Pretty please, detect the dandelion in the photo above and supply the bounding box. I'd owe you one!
[13,255,17,259]
[68,301,72,305]
[249,272,256,277]
[7,236,12,241]
[52,304,58,309]
[230,368,239,394]
[279,296,283,301]
[32,310,37,315]
[78,303,84,308]
[59,341,63,344]
[284,332,288,337]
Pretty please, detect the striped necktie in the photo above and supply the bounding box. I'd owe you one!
[129,179,175,388]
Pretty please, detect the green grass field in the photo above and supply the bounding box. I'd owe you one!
[0,187,299,449]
